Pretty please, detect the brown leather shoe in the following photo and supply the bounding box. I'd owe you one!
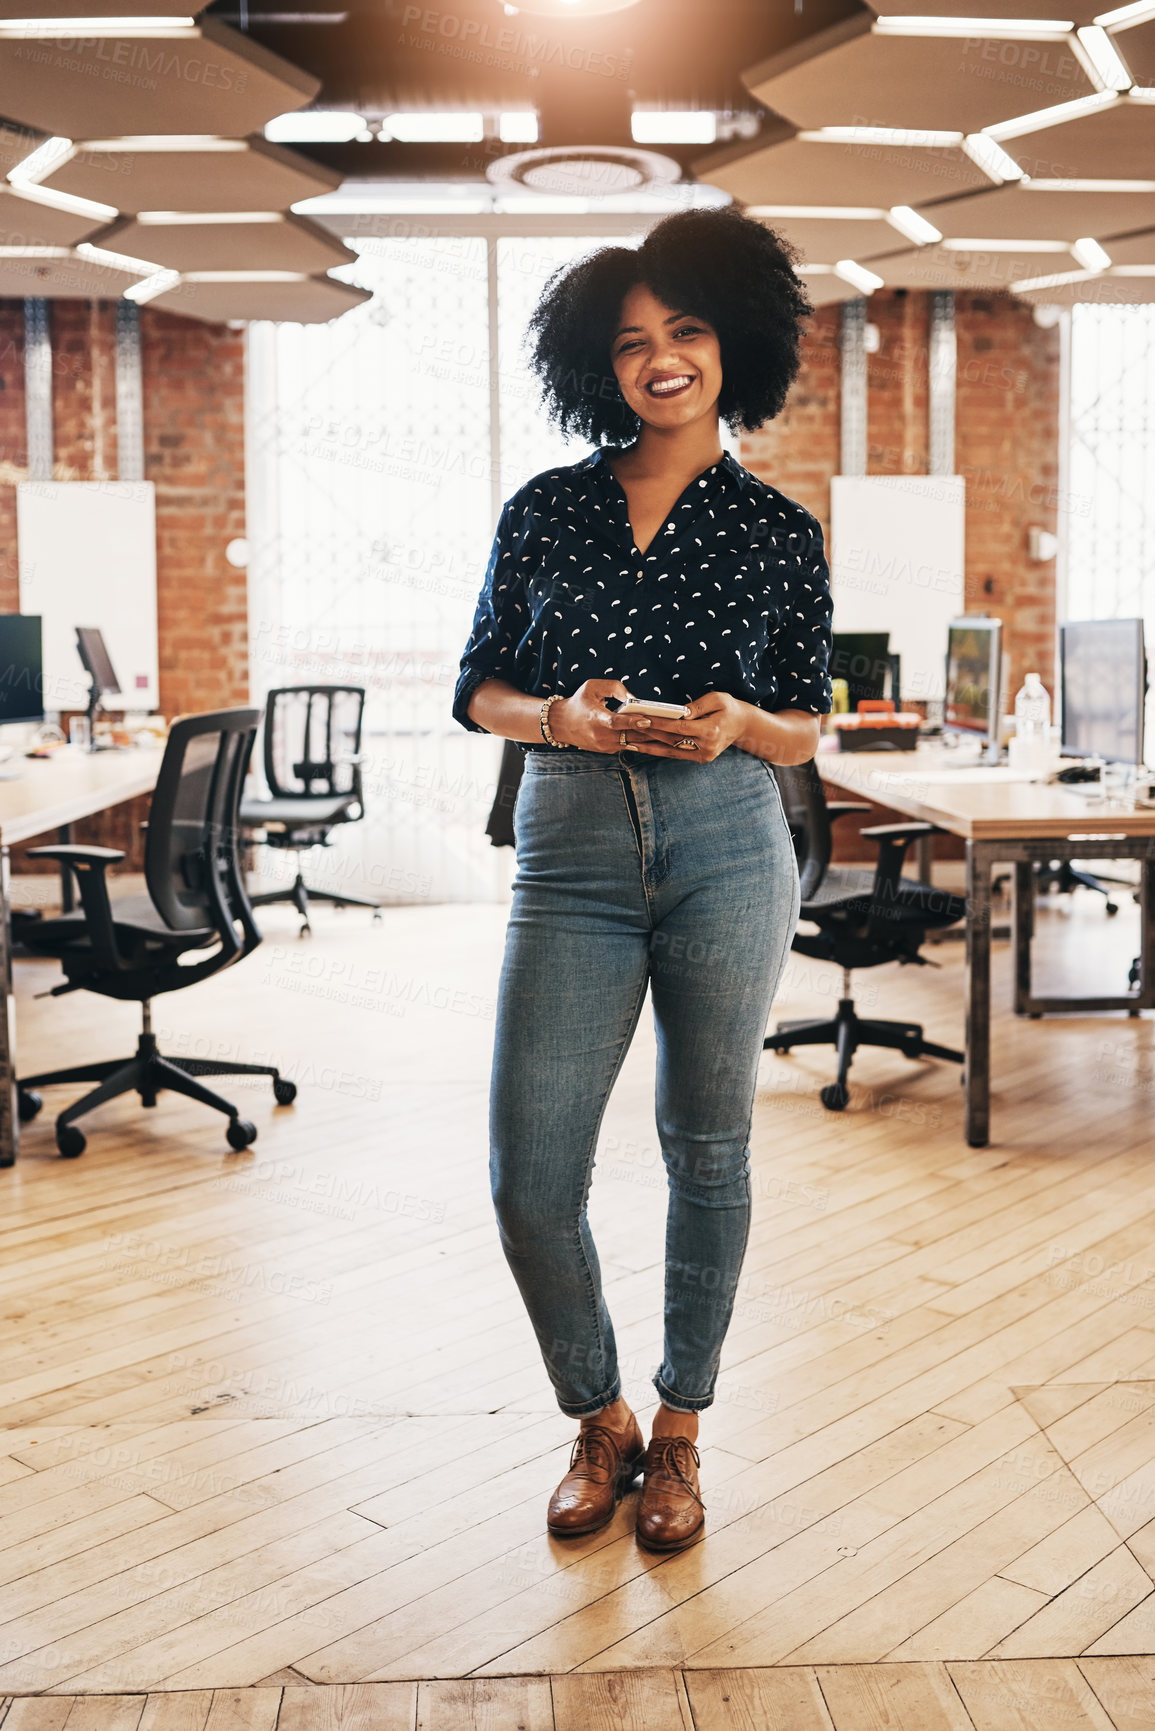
[547,1415,645,1537]
[635,1434,705,1552]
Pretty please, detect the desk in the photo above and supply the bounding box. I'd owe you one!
[0,746,164,1166]
[816,747,1155,1148]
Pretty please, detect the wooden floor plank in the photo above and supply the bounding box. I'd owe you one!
[136,1694,213,1731]
[415,1677,553,1731]
[201,1692,281,1731]
[550,1670,685,1731]
[814,1662,975,1730]
[1077,1656,1155,1731]
[683,1667,835,1730]
[947,1659,1117,1730]
[277,1683,417,1731]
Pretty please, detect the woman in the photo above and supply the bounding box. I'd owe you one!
[452,206,832,1553]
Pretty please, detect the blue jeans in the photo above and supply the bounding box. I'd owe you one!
[489,744,801,1416]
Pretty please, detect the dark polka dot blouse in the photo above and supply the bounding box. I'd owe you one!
[452,447,833,744]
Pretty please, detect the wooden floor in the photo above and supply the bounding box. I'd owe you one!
[3,874,1155,1728]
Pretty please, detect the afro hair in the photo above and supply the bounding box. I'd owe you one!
[524,205,813,447]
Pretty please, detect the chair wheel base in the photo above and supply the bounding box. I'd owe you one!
[226,1118,258,1151]
[18,1090,42,1123]
[273,1079,297,1106]
[57,1125,86,1158]
[820,1083,850,1112]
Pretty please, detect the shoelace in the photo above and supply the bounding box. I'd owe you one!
[645,1436,705,1508]
[564,1424,627,1484]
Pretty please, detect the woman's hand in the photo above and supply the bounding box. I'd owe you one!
[550,679,656,752]
[621,690,750,762]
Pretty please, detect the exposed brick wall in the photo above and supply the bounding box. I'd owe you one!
[0,299,248,871]
[740,287,1061,862]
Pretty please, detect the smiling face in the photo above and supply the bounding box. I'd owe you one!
[610,282,723,433]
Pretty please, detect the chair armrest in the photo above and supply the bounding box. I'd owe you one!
[25,845,126,968]
[859,822,936,843]
[828,802,873,822]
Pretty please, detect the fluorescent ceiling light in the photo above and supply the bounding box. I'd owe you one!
[798,126,963,147]
[498,112,538,143]
[0,15,195,31]
[301,194,490,215]
[183,270,306,280]
[7,135,71,185]
[874,14,1072,35]
[887,205,942,243]
[75,241,157,274]
[1010,265,1097,288]
[1026,175,1155,187]
[963,132,1025,180]
[4,179,116,221]
[631,111,716,144]
[136,210,284,224]
[1113,263,1155,273]
[747,205,886,219]
[1072,235,1113,267]
[798,264,836,274]
[382,113,484,143]
[941,235,1066,249]
[834,258,884,292]
[124,268,180,303]
[985,89,1119,139]
[0,244,68,257]
[1072,24,1133,88]
[265,112,365,144]
[1094,0,1155,24]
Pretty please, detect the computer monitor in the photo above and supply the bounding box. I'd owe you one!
[1060,617,1146,764]
[0,615,44,726]
[830,632,898,710]
[76,626,120,698]
[944,617,1002,755]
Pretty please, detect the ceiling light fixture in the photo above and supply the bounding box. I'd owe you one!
[1112,263,1155,273]
[123,268,180,303]
[1026,175,1155,187]
[383,113,484,143]
[487,143,680,198]
[7,135,72,185]
[873,15,1073,35]
[962,133,1026,181]
[631,111,716,145]
[265,112,366,144]
[798,126,964,147]
[984,89,1119,139]
[0,245,68,258]
[498,112,538,143]
[1072,235,1113,267]
[0,16,195,32]
[1072,24,1133,89]
[746,205,886,219]
[1010,265,1097,289]
[887,205,942,243]
[75,241,157,274]
[834,259,884,293]
[78,137,249,152]
[5,179,116,221]
[135,210,284,224]
[940,236,1066,249]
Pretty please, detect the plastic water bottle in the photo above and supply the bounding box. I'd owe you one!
[1014,673,1051,774]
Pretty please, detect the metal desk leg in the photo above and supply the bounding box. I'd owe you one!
[915,830,933,884]
[965,839,994,1147]
[1013,860,1034,1017]
[58,822,74,913]
[0,846,18,1167]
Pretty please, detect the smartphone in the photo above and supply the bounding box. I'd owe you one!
[607,695,690,721]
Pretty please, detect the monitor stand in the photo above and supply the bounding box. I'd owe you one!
[86,679,117,752]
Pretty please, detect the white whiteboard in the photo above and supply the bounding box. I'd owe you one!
[829,475,965,702]
[16,482,159,714]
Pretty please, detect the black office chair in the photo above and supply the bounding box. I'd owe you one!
[17,708,296,1158]
[764,761,967,1111]
[240,685,381,936]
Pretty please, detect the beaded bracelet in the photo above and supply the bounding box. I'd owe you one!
[539,693,569,748]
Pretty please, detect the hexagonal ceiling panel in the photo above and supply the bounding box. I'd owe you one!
[798,268,866,306]
[1016,271,1155,302]
[98,212,356,274]
[0,184,105,247]
[919,182,1155,244]
[143,273,371,324]
[37,137,340,216]
[997,95,1155,183]
[0,18,318,139]
[0,250,147,297]
[700,135,990,209]
[747,17,1095,135]
[1105,228,1155,266]
[869,240,1080,290]
[1108,18,1155,86]
[754,210,913,264]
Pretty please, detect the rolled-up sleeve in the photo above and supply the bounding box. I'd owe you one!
[765,512,833,715]
[452,499,525,734]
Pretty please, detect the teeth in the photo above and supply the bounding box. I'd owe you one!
[649,375,692,394]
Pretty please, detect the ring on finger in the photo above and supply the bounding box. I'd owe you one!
[676,736,698,751]
[619,729,627,747]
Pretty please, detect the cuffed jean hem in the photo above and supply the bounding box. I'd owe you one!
[556,1380,622,1418]
[653,1373,714,1414]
